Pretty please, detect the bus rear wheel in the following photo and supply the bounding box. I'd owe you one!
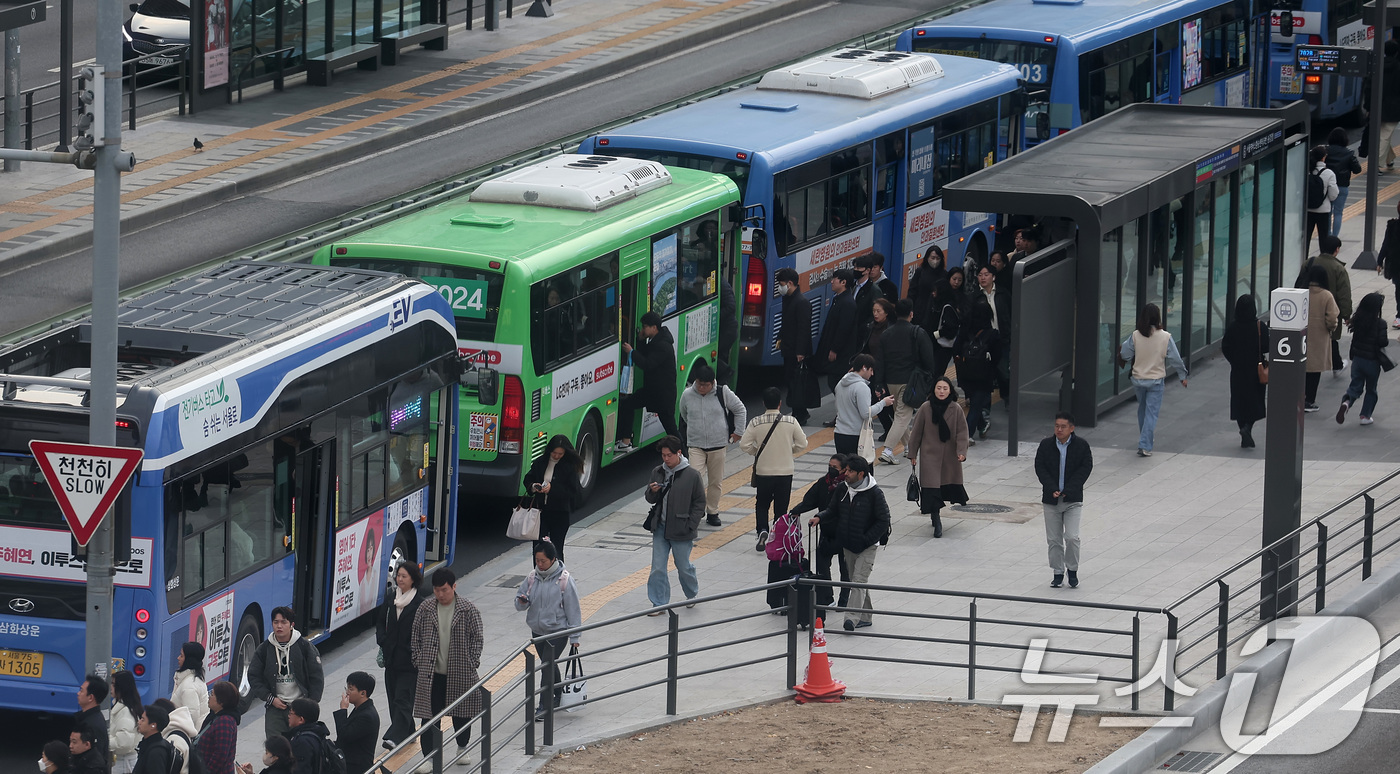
[576,414,602,503]
[231,613,261,709]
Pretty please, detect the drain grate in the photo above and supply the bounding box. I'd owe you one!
[951,503,1014,514]
[944,502,1040,524]
[1159,750,1223,771]
[487,574,527,589]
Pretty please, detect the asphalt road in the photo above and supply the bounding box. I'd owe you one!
[0,0,934,762]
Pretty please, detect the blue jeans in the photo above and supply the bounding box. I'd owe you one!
[1345,356,1381,417]
[648,528,699,606]
[1330,186,1350,237]
[1132,378,1165,452]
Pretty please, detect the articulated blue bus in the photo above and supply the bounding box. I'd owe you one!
[898,0,1266,139]
[0,262,461,712]
[579,49,1025,368]
[1265,0,1368,121]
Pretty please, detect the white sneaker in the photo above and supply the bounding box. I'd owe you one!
[1361,416,1375,425]
[878,449,896,465]
[615,440,633,453]
[1393,318,1400,329]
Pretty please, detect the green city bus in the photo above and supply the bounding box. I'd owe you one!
[312,155,743,499]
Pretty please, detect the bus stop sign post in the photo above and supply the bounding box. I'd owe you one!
[27,441,142,547]
[1262,288,1307,620]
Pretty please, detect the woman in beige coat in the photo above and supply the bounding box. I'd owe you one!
[906,376,969,538]
[1305,264,1340,412]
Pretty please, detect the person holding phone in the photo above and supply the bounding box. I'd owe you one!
[514,541,582,722]
[521,435,585,561]
[236,735,293,774]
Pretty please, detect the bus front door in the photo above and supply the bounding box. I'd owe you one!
[291,441,334,637]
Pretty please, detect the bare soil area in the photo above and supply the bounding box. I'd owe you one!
[541,698,1143,773]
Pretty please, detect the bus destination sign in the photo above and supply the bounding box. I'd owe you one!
[1296,46,1368,78]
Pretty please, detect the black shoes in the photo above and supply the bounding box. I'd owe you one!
[932,513,943,538]
[855,620,872,629]
[706,515,722,527]
[843,620,855,632]
[1067,570,1079,588]
[1051,574,1063,588]
[1240,427,1255,448]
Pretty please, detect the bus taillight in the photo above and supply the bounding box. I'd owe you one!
[500,376,524,454]
[135,608,149,623]
[133,664,145,676]
[742,255,767,328]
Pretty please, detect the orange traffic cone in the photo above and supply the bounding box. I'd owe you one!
[794,617,846,704]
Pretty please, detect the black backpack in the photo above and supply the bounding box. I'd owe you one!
[1306,168,1327,210]
[962,332,990,363]
[169,729,205,774]
[318,733,347,774]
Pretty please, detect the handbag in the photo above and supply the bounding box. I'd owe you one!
[1256,322,1269,384]
[506,497,541,541]
[560,645,587,710]
[749,418,782,487]
[857,418,875,461]
[619,352,636,395]
[903,327,936,408]
[790,361,823,409]
[906,472,920,503]
[1379,348,1397,373]
[376,647,385,668]
[642,479,672,532]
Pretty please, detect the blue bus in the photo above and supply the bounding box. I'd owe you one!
[897,0,1265,139]
[0,262,461,712]
[579,49,1026,368]
[1265,0,1368,121]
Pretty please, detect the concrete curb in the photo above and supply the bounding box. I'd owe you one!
[4,0,827,270]
[1083,558,1400,774]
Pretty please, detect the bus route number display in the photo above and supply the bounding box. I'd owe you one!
[1296,46,1368,78]
[426,278,488,320]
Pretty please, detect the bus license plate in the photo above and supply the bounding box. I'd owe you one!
[0,649,42,678]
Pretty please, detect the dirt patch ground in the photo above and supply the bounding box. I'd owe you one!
[541,698,1143,773]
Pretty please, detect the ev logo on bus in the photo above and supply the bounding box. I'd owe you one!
[389,295,411,332]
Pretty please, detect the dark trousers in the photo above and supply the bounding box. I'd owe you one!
[932,346,955,381]
[877,403,893,435]
[1305,212,1331,253]
[753,474,792,534]
[617,392,678,442]
[966,390,992,433]
[534,633,569,710]
[421,673,471,757]
[833,432,858,455]
[814,546,850,608]
[1332,339,1344,371]
[784,359,812,422]
[996,346,1011,402]
[383,668,417,744]
[1306,371,1322,404]
[536,509,571,561]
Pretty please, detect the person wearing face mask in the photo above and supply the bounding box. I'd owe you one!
[789,454,851,611]
[514,540,583,721]
[237,736,294,774]
[908,245,946,335]
[38,740,70,774]
[906,377,970,538]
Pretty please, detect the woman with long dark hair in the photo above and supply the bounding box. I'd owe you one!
[522,435,585,560]
[908,245,947,334]
[375,559,426,749]
[171,640,210,727]
[1221,295,1268,448]
[929,267,965,380]
[906,376,970,537]
[109,670,142,774]
[1337,292,1390,425]
[1119,303,1188,456]
[956,303,997,443]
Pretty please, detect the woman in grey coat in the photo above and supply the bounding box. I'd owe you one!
[906,376,969,537]
[515,541,582,720]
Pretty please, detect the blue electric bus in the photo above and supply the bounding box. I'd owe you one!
[579,49,1026,367]
[1265,0,1367,121]
[898,0,1266,139]
[0,262,461,712]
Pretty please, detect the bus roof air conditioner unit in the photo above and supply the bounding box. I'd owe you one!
[756,49,944,100]
[470,155,673,211]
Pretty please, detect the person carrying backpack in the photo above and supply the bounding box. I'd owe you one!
[1305,144,1339,251]
[285,699,342,774]
[132,706,181,774]
[956,303,998,443]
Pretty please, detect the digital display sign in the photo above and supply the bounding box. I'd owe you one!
[1296,46,1368,77]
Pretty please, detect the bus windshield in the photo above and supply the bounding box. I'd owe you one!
[603,149,749,199]
[911,38,1057,86]
[330,259,504,341]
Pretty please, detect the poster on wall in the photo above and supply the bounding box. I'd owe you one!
[204,0,229,88]
[651,234,678,316]
[1183,19,1202,89]
[330,513,389,629]
[190,590,235,681]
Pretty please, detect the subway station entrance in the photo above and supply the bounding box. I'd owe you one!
[943,101,1310,438]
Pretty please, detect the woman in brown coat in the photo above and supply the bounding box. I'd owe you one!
[906,376,970,538]
[1305,265,1340,412]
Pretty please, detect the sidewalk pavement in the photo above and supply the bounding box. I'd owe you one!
[0,0,818,263]
[235,189,1400,771]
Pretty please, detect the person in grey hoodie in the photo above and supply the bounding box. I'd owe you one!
[643,435,707,613]
[514,541,583,720]
[833,354,894,457]
[677,363,746,526]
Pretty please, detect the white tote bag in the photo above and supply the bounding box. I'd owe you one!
[857,418,875,462]
[506,498,541,541]
[560,648,587,710]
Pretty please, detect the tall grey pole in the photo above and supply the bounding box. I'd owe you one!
[1261,287,1308,620]
[4,29,17,172]
[59,0,73,151]
[1357,0,1388,270]
[84,0,123,683]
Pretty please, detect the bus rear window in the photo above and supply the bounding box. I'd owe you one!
[911,38,1057,86]
[602,149,749,199]
[329,258,503,341]
[0,454,65,529]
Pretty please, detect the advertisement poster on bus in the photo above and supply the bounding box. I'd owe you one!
[330,514,389,629]
[1183,20,1202,89]
[1336,18,1373,49]
[652,234,679,316]
[190,590,235,681]
[0,525,152,587]
[203,0,229,88]
[902,199,950,274]
[908,126,937,202]
[550,347,619,420]
[793,226,874,291]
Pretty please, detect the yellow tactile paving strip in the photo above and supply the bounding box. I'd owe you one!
[0,0,759,246]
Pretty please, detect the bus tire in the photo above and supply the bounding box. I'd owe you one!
[231,612,261,711]
[576,413,602,503]
[390,527,415,576]
[965,233,988,272]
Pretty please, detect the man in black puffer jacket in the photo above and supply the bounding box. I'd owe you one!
[809,456,890,633]
[1377,200,1400,327]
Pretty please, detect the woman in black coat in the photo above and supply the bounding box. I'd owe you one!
[522,435,585,560]
[908,245,947,335]
[1220,294,1268,448]
[375,559,426,749]
[929,267,966,381]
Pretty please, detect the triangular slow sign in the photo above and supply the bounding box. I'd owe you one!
[28,441,143,547]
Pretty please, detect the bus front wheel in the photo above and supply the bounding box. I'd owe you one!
[231,613,261,711]
[576,414,602,503]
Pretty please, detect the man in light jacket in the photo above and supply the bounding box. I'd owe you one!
[644,435,708,614]
[740,387,808,552]
[677,363,746,527]
[833,354,894,457]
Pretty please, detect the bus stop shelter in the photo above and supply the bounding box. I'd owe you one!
[942,101,1310,444]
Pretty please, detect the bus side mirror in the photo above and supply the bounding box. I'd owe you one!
[460,363,499,406]
[1279,11,1293,38]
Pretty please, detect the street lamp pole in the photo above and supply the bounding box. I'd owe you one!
[1358,0,1391,270]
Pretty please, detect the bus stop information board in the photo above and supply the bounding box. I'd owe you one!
[1296,46,1369,77]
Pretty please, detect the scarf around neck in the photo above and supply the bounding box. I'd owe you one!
[928,395,954,442]
[393,587,416,618]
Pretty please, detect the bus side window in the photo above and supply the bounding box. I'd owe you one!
[227,442,276,577]
[164,484,183,607]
